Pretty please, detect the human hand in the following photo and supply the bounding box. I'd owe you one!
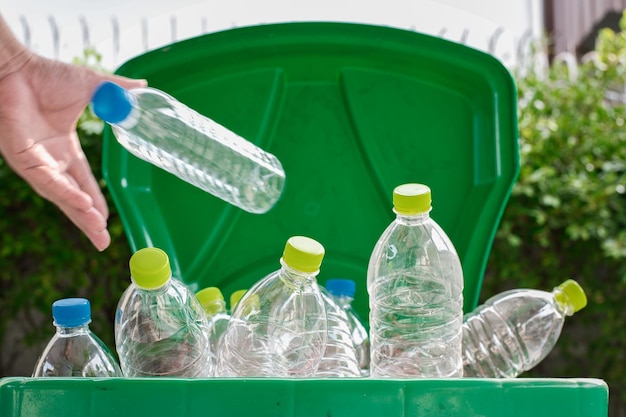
[0,52,146,251]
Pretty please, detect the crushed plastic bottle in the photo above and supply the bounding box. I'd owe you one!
[216,236,327,377]
[367,183,464,378]
[325,278,370,376]
[463,279,587,378]
[315,286,362,377]
[196,286,231,376]
[91,81,285,214]
[33,298,122,377]
[115,247,210,377]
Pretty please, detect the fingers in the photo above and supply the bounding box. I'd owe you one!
[12,142,91,208]
[90,71,147,92]
[42,174,111,251]
[13,143,112,251]
[58,203,112,252]
[108,74,148,90]
[67,147,109,220]
[81,173,109,221]
[26,168,111,251]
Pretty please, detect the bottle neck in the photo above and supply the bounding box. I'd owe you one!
[334,294,355,310]
[279,259,319,290]
[133,278,172,294]
[55,323,90,336]
[553,287,575,316]
[394,210,431,225]
[115,92,141,129]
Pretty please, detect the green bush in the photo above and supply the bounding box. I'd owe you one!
[484,16,626,416]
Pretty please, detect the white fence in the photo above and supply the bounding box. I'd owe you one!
[5,9,541,71]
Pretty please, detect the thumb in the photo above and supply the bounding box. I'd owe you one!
[88,70,148,94]
[104,74,148,90]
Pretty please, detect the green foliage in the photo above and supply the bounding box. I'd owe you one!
[0,48,131,373]
[484,13,626,416]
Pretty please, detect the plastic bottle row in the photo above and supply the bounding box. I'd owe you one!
[33,275,585,379]
[33,184,587,379]
[32,248,369,378]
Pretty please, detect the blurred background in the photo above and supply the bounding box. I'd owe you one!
[0,0,543,68]
[1,0,626,415]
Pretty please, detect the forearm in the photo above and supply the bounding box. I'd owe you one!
[0,13,32,80]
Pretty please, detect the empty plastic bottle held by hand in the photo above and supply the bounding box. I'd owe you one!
[325,278,370,376]
[91,81,285,214]
[217,236,327,377]
[367,183,464,378]
[463,279,587,378]
[33,298,122,377]
[115,247,210,377]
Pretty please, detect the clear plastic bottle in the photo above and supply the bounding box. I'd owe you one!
[463,279,587,378]
[216,236,327,377]
[325,278,370,376]
[33,298,122,377]
[195,286,231,376]
[91,81,285,214]
[115,247,210,377]
[315,286,362,377]
[367,183,464,378]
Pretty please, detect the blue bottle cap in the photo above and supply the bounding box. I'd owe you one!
[91,81,133,124]
[52,298,92,327]
[325,278,356,298]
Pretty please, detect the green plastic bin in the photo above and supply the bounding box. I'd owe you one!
[0,22,608,417]
[106,21,519,316]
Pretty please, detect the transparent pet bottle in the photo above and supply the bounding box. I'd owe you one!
[315,286,361,377]
[115,247,210,377]
[195,286,231,376]
[463,279,587,378]
[367,183,464,378]
[216,236,327,377]
[229,289,248,313]
[33,298,122,377]
[91,81,285,214]
[325,278,370,376]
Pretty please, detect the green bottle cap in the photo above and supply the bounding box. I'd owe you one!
[196,287,226,316]
[129,247,171,289]
[230,289,248,311]
[556,279,587,314]
[393,183,432,215]
[282,236,325,273]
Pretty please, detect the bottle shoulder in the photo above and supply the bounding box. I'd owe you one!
[368,217,463,287]
[485,289,555,310]
[470,289,565,326]
[373,217,458,252]
[115,279,208,332]
[119,279,194,301]
[41,330,113,356]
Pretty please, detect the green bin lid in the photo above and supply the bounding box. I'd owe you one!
[102,22,519,321]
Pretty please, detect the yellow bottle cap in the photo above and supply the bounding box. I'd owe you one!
[393,183,432,215]
[556,279,587,313]
[236,293,260,318]
[129,247,171,290]
[230,289,248,311]
[282,236,325,273]
[196,287,226,316]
